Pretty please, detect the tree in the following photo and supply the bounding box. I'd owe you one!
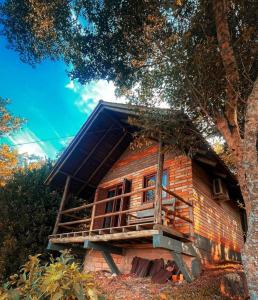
[0,144,18,186]
[0,161,61,282]
[0,97,21,135]
[0,0,257,296]
[0,97,23,185]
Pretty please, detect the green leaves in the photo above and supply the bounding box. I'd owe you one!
[0,162,61,282]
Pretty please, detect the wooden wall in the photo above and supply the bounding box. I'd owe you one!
[96,142,193,234]
[192,161,244,263]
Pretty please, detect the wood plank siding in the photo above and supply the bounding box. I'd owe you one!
[192,162,244,262]
[96,143,192,235]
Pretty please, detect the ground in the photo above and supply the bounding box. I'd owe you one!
[92,263,247,300]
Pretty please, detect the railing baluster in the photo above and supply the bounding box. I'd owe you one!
[89,188,99,233]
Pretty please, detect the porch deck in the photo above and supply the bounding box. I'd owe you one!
[49,223,191,244]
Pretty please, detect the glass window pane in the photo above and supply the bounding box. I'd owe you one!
[162,171,168,198]
[144,170,168,202]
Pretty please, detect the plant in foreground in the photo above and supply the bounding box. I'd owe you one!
[0,250,97,300]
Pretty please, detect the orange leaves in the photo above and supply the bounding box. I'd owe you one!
[0,97,23,136]
[0,144,18,186]
[175,0,183,7]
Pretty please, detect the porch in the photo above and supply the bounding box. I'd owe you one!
[49,180,194,244]
[48,176,196,281]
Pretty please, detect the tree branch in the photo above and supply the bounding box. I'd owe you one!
[213,0,240,134]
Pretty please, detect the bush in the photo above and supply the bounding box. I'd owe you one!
[0,250,97,300]
[0,162,61,281]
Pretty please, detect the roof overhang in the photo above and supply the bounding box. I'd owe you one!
[45,101,137,198]
[46,100,242,203]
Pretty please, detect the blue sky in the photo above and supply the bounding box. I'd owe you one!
[0,36,123,158]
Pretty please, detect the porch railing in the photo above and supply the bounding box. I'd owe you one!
[53,185,193,238]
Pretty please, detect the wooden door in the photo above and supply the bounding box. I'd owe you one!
[103,184,123,228]
[118,179,132,226]
[102,179,132,229]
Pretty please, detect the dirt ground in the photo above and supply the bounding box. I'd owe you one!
[92,263,247,300]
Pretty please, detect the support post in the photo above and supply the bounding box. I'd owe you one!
[52,175,71,235]
[102,251,121,275]
[171,252,193,283]
[47,241,85,255]
[154,140,164,224]
[89,188,99,233]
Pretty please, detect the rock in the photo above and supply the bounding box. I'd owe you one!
[220,273,246,299]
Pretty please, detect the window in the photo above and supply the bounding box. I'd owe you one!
[143,170,168,202]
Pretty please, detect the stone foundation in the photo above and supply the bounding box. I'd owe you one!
[83,245,193,274]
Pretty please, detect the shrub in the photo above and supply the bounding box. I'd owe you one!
[0,162,61,281]
[0,250,97,300]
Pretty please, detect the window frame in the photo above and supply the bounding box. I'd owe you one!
[142,169,169,203]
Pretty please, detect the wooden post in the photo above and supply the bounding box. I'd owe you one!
[102,251,121,275]
[52,176,71,235]
[188,198,194,239]
[89,188,99,233]
[154,140,164,224]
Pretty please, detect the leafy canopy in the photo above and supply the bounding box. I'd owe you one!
[0,97,22,137]
[0,0,256,149]
[0,144,18,186]
[0,1,256,98]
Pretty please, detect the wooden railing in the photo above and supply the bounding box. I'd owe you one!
[54,185,193,237]
[57,186,154,231]
[162,186,194,237]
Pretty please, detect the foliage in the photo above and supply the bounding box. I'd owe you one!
[213,142,235,171]
[1,0,257,294]
[0,97,22,137]
[17,153,46,171]
[0,97,23,185]
[0,0,256,154]
[0,161,61,282]
[0,144,18,186]
[0,251,96,300]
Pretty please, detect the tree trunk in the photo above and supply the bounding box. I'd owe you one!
[242,195,258,300]
[239,77,258,299]
[213,1,258,296]
[216,77,258,298]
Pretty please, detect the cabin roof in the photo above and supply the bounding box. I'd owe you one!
[45,100,240,201]
[45,101,137,198]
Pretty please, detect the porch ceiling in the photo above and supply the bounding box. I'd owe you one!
[45,101,136,199]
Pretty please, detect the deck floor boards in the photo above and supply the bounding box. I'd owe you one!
[49,223,191,244]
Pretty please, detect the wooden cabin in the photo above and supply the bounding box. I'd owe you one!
[46,101,246,281]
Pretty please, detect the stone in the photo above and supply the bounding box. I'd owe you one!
[220,273,246,299]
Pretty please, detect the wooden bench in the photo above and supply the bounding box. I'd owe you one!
[127,199,176,225]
